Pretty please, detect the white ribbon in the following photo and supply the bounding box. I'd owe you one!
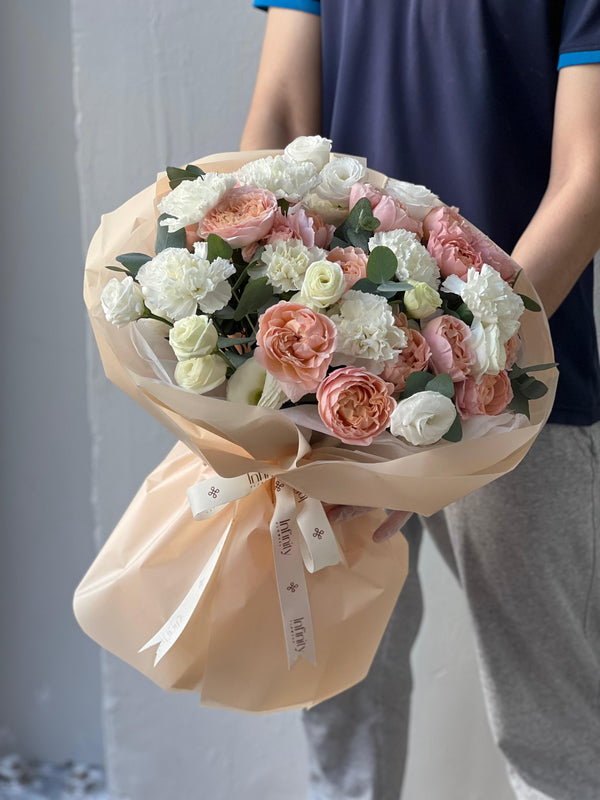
[140,471,341,667]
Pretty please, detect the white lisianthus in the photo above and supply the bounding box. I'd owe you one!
[469,319,506,380]
[137,246,235,320]
[390,391,457,446]
[301,193,349,227]
[404,281,442,319]
[284,135,332,170]
[174,354,227,393]
[158,173,236,232]
[369,229,440,288]
[259,239,326,292]
[236,155,320,200]
[227,357,267,405]
[299,260,346,310]
[443,265,524,341]
[168,315,218,361]
[100,276,145,326]
[384,179,442,220]
[329,290,407,373]
[316,157,367,204]
[258,372,288,409]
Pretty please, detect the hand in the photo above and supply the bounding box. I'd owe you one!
[326,505,413,543]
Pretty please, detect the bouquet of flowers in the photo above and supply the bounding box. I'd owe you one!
[75,138,557,712]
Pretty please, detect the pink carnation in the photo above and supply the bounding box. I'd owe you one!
[349,183,423,237]
[326,246,368,290]
[255,302,337,402]
[454,371,513,418]
[422,315,475,381]
[380,322,432,393]
[317,366,396,446]
[198,186,278,248]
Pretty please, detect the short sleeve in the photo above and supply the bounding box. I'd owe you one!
[558,0,600,68]
[253,0,320,14]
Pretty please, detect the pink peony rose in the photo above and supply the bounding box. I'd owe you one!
[349,183,423,237]
[504,333,521,370]
[466,225,518,282]
[198,186,278,248]
[254,302,337,402]
[326,246,368,290]
[317,366,396,446]
[422,315,475,380]
[454,371,513,418]
[262,204,335,250]
[425,206,484,280]
[380,323,432,393]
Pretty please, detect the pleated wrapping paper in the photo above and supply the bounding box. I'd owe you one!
[75,151,557,711]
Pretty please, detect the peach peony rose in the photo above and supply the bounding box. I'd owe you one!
[425,206,483,280]
[504,333,521,370]
[326,246,368,290]
[465,223,518,282]
[380,326,432,393]
[198,186,278,248]
[349,183,423,237]
[316,366,396,446]
[254,301,337,402]
[422,315,475,380]
[263,205,335,250]
[454,371,513,418]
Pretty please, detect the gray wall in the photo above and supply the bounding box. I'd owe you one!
[0,0,102,762]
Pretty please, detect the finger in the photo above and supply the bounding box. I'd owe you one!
[326,504,372,525]
[373,510,413,543]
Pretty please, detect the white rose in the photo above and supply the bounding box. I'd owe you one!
[137,247,235,320]
[100,276,145,326]
[403,281,442,319]
[236,155,320,200]
[443,265,524,341]
[158,173,236,232]
[299,260,346,309]
[168,315,218,361]
[174,354,227,393]
[329,290,407,373]
[369,229,440,288]
[384,179,442,220]
[390,391,457,446]
[284,135,332,170]
[260,239,326,292]
[469,319,506,380]
[316,157,367,204]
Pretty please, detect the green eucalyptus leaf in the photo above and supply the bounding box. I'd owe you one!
[166,165,205,190]
[508,389,531,419]
[367,246,398,284]
[402,371,434,398]
[155,213,187,253]
[213,305,235,319]
[455,302,474,325]
[329,235,349,249]
[350,278,381,295]
[226,351,253,368]
[346,228,371,251]
[277,198,290,215]
[518,376,548,400]
[346,197,379,232]
[105,265,132,275]
[233,277,274,321]
[442,413,463,442]
[516,362,557,374]
[518,293,542,312]
[426,373,455,399]
[207,233,233,262]
[185,164,205,177]
[115,252,152,277]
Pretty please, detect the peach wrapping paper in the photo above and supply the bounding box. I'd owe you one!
[76,151,558,711]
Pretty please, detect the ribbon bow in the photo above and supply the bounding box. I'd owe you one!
[139,470,342,669]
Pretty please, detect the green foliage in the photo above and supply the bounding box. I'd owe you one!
[207,233,233,262]
[115,252,151,277]
[517,293,542,312]
[233,277,275,321]
[367,246,397,283]
[155,213,187,253]
[426,373,455,399]
[440,291,474,325]
[333,198,380,251]
[403,370,436,398]
[508,363,554,419]
[166,164,205,190]
[277,198,290,215]
[351,278,382,296]
[442,414,463,442]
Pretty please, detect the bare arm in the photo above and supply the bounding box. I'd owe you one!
[241,8,322,150]
[512,64,600,317]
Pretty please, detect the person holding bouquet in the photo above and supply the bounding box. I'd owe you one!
[241,2,600,799]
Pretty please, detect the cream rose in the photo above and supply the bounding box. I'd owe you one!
[299,260,346,309]
[316,157,367,204]
[168,315,218,361]
[403,281,442,319]
[384,179,442,220]
[284,135,333,170]
[100,276,145,327]
[390,390,457,446]
[174,354,227,393]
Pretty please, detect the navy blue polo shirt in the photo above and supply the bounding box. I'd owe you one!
[254,0,600,425]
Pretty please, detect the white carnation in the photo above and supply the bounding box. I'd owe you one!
[443,264,524,341]
[316,157,367,203]
[236,155,320,200]
[101,276,145,326]
[158,173,236,232]
[384,179,442,220]
[369,229,440,288]
[469,319,506,380]
[390,391,457,446]
[329,290,407,373]
[260,239,326,292]
[284,135,332,170]
[137,247,235,321]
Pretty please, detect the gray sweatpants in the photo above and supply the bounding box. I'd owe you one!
[303,422,600,800]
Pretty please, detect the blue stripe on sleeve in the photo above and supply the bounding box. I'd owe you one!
[558,50,600,69]
[253,0,320,13]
